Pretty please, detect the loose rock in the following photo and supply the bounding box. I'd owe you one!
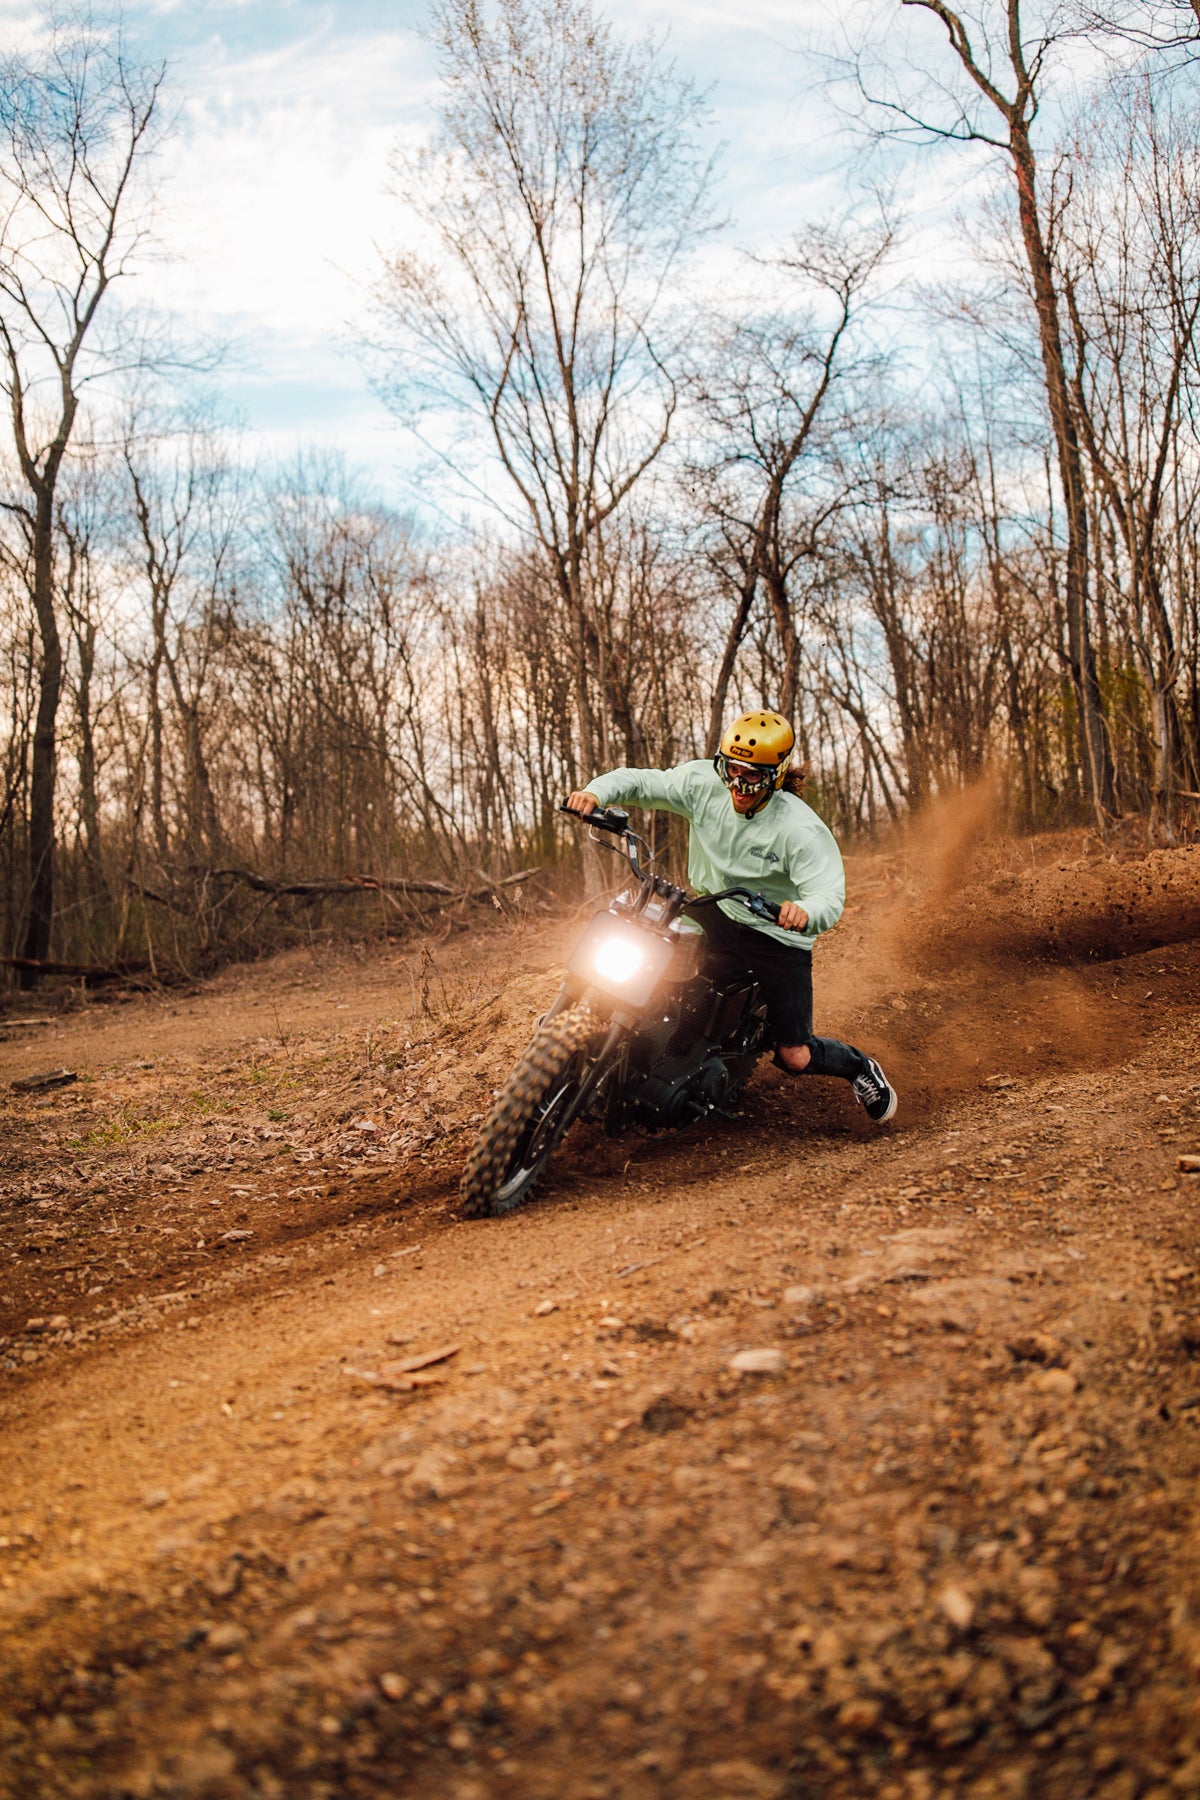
[405,1448,463,1499]
[730,1348,786,1375]
[1031,1367,1079,1395]
[939,1584,975,1629]
[771,1464,817,1494]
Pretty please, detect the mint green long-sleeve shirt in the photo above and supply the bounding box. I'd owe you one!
[585,759,845,952]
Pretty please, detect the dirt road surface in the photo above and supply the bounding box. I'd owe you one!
[3,823,1200,1800]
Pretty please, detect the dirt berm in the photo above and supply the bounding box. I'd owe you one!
[927,844,1200,965]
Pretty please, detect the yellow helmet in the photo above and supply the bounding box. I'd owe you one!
[715,710,795,802]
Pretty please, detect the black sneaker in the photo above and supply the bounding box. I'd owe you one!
[852,1057,897,1123]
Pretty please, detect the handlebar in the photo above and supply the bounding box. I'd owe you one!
[558,801,630,837]
[704,887,783,924]
[558,802,784,926]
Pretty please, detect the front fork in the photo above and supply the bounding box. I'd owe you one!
[553,1018,625,1142]
[537,981,628,1149]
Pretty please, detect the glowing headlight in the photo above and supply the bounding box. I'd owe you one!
[592,935,645,984]
[566,910,675,1004]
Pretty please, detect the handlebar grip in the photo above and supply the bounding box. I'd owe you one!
[558,801,629,836]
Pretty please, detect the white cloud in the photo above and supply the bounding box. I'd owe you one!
[151,22,433,327]
[0,0,1073,512]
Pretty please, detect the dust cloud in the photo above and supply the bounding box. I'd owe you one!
[818,784,1190,1117]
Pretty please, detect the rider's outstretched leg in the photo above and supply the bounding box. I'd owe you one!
[777,1036,897,1123]
[697,906,897,1124]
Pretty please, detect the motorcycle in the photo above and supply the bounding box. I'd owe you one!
[459,801,784,1217]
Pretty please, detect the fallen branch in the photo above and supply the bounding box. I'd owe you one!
[0,955,152,985]
[126,878,191,914]
[12,1067,77,1093]
[342,1347,460,1394]
[207,866,540,904]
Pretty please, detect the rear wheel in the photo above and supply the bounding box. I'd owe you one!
[459,1004,595,1217]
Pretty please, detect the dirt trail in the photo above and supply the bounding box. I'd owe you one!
[3,830,1200,1799]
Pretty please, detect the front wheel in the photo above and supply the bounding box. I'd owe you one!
[459,1004,596,1217]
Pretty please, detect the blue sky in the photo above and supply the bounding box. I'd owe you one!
[1,0,1011,507]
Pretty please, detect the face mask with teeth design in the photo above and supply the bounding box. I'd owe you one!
[715,753,774,800]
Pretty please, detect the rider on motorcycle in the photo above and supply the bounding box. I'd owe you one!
[567,708,897,1123]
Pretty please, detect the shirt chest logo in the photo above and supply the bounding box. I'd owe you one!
[748,845,781,866]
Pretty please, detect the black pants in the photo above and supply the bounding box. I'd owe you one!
[696,906,869,1082]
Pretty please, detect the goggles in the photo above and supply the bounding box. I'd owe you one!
[715,753,775,796]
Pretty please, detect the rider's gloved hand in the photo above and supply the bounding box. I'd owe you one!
[776,900,809,933]
[566,791,599,815]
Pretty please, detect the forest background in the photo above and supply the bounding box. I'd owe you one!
[2,0,1200,984]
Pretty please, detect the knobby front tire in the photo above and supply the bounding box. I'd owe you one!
[459,1004,596,1218]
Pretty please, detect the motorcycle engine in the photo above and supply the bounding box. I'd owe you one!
[625,1039,731,1129]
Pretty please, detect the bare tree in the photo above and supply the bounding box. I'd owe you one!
[57,441,113,891]
[0,8,164,977]
[1075,1,1200,55]
[1057,81,1200,835]
[685,222,890,749]
[375,0,712,785]
[119,412,244,868]
[858,0,1115,826]
[0,517,35,946]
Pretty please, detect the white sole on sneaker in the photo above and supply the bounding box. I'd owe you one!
[853,1058,898,1123]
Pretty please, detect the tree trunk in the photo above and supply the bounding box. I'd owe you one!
[149,611,168,863]
[1010,126,1114,825]
[706,576,757,755]
[20,496,62,982]
[75,613,104,880]
[764,567,803,722]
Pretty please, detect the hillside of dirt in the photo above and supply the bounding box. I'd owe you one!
[3,819,1200,1800]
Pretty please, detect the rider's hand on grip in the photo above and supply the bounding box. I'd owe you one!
[560,798,630,837]
[775,899,808,932]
